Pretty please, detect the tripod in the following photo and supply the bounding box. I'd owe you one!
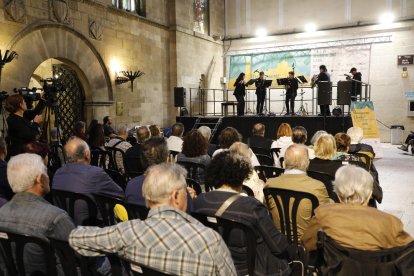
[279,91,287,115]
[41,103,62,143]
[0,101,7,137]
[296,89,308,116]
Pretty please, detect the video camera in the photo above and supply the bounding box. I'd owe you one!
[0,91,8,102]
[13,87,42,109]
[40,78,65,107]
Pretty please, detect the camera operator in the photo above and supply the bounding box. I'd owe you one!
[5,94,45,158]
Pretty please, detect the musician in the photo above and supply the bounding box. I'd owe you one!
[314,65,331,116]
[233,73,247,116]
[255,71,266,115]
[285,71,298,115]
[348,67,362,101]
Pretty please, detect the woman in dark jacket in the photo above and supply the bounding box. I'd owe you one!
[5,94,45,158]
[233,72,247,116]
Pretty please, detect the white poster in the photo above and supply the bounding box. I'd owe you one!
[310,45,371,84]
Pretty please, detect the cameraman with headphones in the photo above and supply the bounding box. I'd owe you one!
[5,94,45,158]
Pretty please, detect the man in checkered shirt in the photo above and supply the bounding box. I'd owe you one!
[69,163,236,275]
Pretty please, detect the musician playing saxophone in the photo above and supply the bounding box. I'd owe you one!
[255,71,266,115]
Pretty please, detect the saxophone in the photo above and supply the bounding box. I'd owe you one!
[310,74,318,87]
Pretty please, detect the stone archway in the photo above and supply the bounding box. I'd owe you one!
[1,21,113,104]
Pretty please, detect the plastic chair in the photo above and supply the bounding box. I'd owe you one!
[106,146,126,172]
[105,169,127,190]
[90,148,116,170]
[255,154,275,166]
[125,203,149,220]
[177,161,206,180]
[192,213,257,276]
[271,148,284,167]
[263,187,319,244]
[307,170,339,202]
[0,230,57,276]
[241,185,254,197]
[316,230,414,276]
[51,189,99,226]
[254,165,284,182]
[186,178,202,195]
[92,193,125,226]
[108,255,172,276]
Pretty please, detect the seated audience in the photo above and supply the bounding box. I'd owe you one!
[347,126,375,157]
[0,153,75,275]
[103,116,116,138]
[398,131,414,152]
[272,123,294,167]
[106,125,132,173]
[334,133,361,161]
[198,125,216,156]
[308,130,327,159]
[23,141,49,166]
[0,138,12,206]
[74,121,87,141]
[229,142,265,202]
[166,123,184,152]
[52,137,124,225]
[137,125,151,144]
[245,123,273,151]
[69,163,237,276]
[265,144,331,239]
[123,126,151,175]
[177,130,211,185]
[193,151,291,276]
[292,126,314,159]
[213,127,260,166]
[308,134,343,178]
[149,124,162,137]
[302,165,413,251]
[88,123,105,150]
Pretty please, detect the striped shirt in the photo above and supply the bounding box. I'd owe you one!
[69,206,236,276]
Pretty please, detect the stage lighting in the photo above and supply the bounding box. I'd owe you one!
[255,28,267,37]
[379,12,394,25]
[304,23,317,33]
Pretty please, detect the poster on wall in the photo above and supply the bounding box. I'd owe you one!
[310,45,371,84]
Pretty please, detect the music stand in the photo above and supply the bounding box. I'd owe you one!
[276,78,289,86]
[263,80,273,114]
[246,79,256,86]
[296,76,308,84]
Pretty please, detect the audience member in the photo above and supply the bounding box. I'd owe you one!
[23,141,49,166]
[88,123,105,149]
[103,116,116,138]
[198,125,216,156]
[246,123,273,150]
[166,123,184,152]
[0,153,75,275]
[0,138,12,206]
[308,130,327,159]
[347,126,375,157]
[125,137,168,205]
[52,137,124,225]
[292,126,314,159]
[272,123,294,167]
[302,165,413,251]
[74,121,87,141]
[106,125,132,172]
[137,125,151,144]
[265,144,331,239]
[334,133,361,161]
[149,124,162,137]
[213,127,260,166]
[177,130,211,185]
[69,163,237,275]
[193,151,291,276]
[398,131,414,152]
[229,142,265,201]
[308,134,343,178]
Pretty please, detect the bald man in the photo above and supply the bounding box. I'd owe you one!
[264,144,331,239]
[52,137,124,225]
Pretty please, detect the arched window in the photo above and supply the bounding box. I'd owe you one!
[112,0,146,17]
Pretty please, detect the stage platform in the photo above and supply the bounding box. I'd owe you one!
[176,115,353,144]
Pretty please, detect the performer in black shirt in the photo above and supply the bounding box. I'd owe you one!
[233,72,247,116]
[313,65,331,116]
[285,71,298,115]
[255,71,266,115]
[348,67,362,101]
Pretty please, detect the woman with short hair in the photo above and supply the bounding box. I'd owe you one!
[271,123,294,167]
[308,134,342,177]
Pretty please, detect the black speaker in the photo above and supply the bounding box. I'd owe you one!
[317,81,332,105]
[174,87,186,107]
[337,81,352,105]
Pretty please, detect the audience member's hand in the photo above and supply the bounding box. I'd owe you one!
[187,187,197,199]
[33,115,42,124]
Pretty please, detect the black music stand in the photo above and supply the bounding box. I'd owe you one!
[277,78,289,86]
[296,76,308,84]
[246,79,256,86]
[263,80,273,114]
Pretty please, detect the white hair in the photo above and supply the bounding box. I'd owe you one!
[117,125,128,135]
[142,163,187,207]
[198,126,211,141]
[347,126,364,144]
[7,153,47,193]
[334,165,373,204]
[310,130,327,146]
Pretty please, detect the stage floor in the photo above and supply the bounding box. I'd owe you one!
[177,115,353,144]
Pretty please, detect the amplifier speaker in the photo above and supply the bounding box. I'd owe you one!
[174,87,186,107]
[337,81,352,105]
[317,82,332,105]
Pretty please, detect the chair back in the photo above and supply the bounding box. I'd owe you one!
[106,146,126,172]
[250,146,272,157]
[125,203,149,220]
[90,148,116,170]
[48,144,65,175]
[186,178,202,195]
[49,238,91,276]
[92,193,125,226]
[51,189,98,226]
[264,187,319,244]
[255,154,274,166]
[317,231,414,276]
[354,152,373,171]
[192,213,257,276]
[254,165,284,182]
[105,169,127,190]
[0,230,57,276]
[177,161,206,181]
[307,170,339,202]
[108,255,172,276]
[271,148,284,167]
[241,185,254,197]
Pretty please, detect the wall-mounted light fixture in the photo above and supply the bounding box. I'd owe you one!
[115,70,144,92]
[0,50,18,83]
[402,67,408,78]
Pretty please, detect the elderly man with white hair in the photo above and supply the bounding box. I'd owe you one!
[0,153,75,275]
[346,126,375,157]
[69,163,237,276]
[106,124,132,172]
[198,125,217,156]
[302,165,412,252]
